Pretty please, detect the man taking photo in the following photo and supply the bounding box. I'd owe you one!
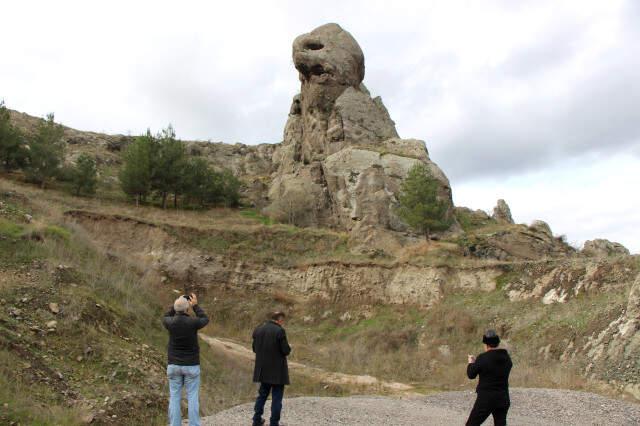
[163,293,209,426]
[466,329,513,426]
[252,311,291,426]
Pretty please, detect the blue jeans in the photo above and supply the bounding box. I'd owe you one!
[253,383,284,426]
[167,364,201,426]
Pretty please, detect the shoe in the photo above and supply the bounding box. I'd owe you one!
[252,419,265,426]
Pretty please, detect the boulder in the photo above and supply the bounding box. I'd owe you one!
[582,239,630,257]
[529,220,552,237]
[492,199,514,224]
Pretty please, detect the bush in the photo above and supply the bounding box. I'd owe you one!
[265,188,317,227]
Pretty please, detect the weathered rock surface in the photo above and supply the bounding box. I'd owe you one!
[492,199,514,224]
[269,23,453,232]
[582,239,630,258]
[580,273,640,395]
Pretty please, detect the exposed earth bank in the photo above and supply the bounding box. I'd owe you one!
[200,388,640,425]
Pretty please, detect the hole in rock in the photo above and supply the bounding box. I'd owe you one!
[305,42,324,50]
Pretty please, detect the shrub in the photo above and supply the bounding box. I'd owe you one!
[71,153,97,196]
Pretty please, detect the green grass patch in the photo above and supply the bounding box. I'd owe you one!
[0,218,24,237]
[44,225,71,241]
[240,209,273,225]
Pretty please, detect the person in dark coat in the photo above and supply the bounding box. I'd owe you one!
[162,293,209,426]
[466,329,513,426]
[252,311,291,426]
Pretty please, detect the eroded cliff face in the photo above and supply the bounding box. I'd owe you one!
[65,210,636,308]
[268,23,453,233]
[63,208,640,399]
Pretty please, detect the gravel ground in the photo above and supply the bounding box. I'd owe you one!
[200,388,640,425]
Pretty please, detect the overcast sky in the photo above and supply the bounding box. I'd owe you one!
[2,0,639,252]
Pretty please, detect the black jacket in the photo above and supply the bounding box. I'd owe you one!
[252,320,291,385]
[467,348,512,394]
[162,305,209,366]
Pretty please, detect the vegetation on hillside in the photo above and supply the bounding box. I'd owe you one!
[118,125,241,209]
[1,102,241,209]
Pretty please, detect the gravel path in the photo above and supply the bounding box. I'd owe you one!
[201,388,640,425]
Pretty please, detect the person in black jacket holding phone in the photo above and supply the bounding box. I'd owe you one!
[466,329,513,426]
[162,293,209,426]
[252,311,291,426]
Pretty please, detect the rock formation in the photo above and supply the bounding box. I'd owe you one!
[268,23,453,233]
[492,199,514,224]
[582,239,630,258]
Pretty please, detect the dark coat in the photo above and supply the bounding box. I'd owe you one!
[162,305,209,366]
[467,348,512,394]
[252,320,291,385]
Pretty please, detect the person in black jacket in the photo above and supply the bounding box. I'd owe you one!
[162,293,209,426]
[466,329,513,426]
[252,311,291,426]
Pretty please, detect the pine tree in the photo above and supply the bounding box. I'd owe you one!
[25,113,65,188]
[182,157,213,207]
[396,163,452,240]
[0,101,29,171]
[71,153,97,196]
[119,131,154,205]
[151,126,186,208]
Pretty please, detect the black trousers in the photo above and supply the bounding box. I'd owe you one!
[253,383,285,426]
[465,391,510,426]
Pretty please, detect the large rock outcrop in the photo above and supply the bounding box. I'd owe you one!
[269,23,453,233]
[582,239,630,258]
[492,199,514,224]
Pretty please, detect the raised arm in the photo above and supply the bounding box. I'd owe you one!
[467,360,480,379]
[189,293,209,329]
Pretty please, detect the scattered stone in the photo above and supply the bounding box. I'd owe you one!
[582,239,630,257]
[24,214,33,223]
[49,302,60,314]
[46,320,58,329]
[9,307,22,317]
[492,199,514,224]
[321,310,333,320]
[77,356,83,362]
[302,315,314,324]
[438,345,451,358]
[81,412,95,424]
[339,312,352,322]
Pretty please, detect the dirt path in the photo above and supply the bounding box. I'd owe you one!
[200,334,640,425]
[200,334,414,394]
[200,389,640,425]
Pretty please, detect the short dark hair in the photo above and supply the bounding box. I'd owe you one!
[482,329,500,347]
[271,311,286,321]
